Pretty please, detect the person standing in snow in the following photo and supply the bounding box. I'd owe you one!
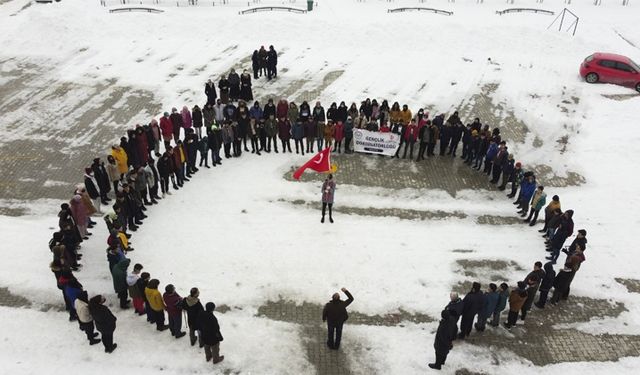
[89,295,118,353]
[428,309,458,370]
[474,283,499,332]
[516,173,537,217]
[490,283,510,327]
[524,186,547,226]
[75,290,101,345]
[546,209,574,264]
[218,75,230,104]
[267,45,278,80]
[239,70,253,102]
[444,292,464,336]
[111,258,131,309]
[321,174,336,223]
[145,279,169,331]
[198,302,225,364]
[205,79,217,106]
[163,284,186,339]
[182,287,205,347]
[228,69,240,102]
[503,282,528,329]
[534,262,556,309]
[520,262,545,320]
[127,263,145,315]
[322,287,354,350]
[458,282,484,339]
[539,195,561,234]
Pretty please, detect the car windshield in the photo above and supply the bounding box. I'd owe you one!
[585,55,594,62]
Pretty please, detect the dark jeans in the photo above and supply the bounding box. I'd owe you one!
[153,309,165,329]
[434,350,449,366]
[506,310,518,326]
[294,139,304,154]
[417,142,427,159]
[281,139,292,153]
[327,321,343,348]
[168,313,182,336]
[526,208,540,223]
[536,289,550,307]
[160,175,169,194]
[459,314,475,338]
[80,321,96,341]
[345,134,352,153]
[267,136,278,152]
[204,343,221,362]
[402,141,415,158]
[100,329,114,350]
[117,290,128,308]
[322,203,333,219]
[189,327,202,346]
[490,310,502,326]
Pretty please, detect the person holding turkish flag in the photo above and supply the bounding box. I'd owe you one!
[292,147,332,180]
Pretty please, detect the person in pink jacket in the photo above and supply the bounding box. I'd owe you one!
[333,121,345,153]
[181,106,192,130]
[70,195,89,238]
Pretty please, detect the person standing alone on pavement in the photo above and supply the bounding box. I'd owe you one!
[321,174,336,223]
[322,287,354,350]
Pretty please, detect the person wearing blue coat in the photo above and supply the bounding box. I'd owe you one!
[292,121,305,155]
[483,140,498,174]
[475,283,499,332]
[518,174,537,217]
[249,101,263,121]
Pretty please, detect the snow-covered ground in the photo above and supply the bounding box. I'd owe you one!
[1,0,640,373]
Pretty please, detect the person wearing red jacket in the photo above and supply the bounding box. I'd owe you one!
[403,120,418,159]
[276,98,288,121]
[135,127,149,167]
[333,121,345,153]
[160,112,173,151]
[163,284,186,339]
[379,122,390,133]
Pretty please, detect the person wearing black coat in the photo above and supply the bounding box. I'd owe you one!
[521,262,545,320]
[228,69,240,102]
[458,282,484,339]
[91,158,111,204]
[448,122,464,157]
[218,76,230,104]
[267,45,277,80]
[439,123,453,156]
[251,50,260,79]
[428,309,458,370]
[205,79,217,105]
[197,302,224,364]
[535,262,556,308]
[182,287,205,347]
[322,287,354,350]
[89,295,117,353]
[263,99,276,119]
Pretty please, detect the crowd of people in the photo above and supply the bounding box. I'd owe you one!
[46,88,588,371]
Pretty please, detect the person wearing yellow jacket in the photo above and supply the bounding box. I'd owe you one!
[539,195,561,233]
[111,145,129,177]
[145,279,169,331]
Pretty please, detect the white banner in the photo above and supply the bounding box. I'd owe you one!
[353,128,400,156]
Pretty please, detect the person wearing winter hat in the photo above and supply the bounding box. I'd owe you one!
[198,302,224,364]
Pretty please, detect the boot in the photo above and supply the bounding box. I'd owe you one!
[213,356,225,364]
[428,363,441,370]
[105,343,118,353]
[89,338,101,345]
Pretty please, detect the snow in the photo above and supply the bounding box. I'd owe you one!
[1,0,640,373]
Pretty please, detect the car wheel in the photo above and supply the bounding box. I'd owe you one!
[636,82,640,93]
[585,73,599,84]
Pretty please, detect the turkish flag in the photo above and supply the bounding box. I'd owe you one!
[292,148,332,180]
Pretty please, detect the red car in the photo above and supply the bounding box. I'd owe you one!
[579,52,640,92]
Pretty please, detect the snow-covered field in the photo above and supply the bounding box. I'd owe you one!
[1,0,640,374]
